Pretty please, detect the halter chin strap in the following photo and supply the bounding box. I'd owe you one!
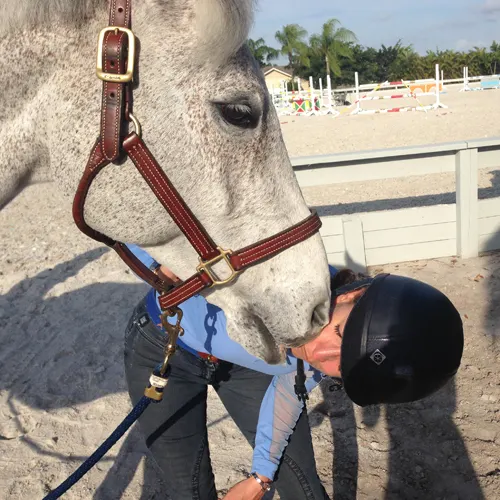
[73,0,322,312]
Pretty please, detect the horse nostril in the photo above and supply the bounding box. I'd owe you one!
[311,303,328,331]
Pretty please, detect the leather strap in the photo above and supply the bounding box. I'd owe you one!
[73,0,323,313]
[99,0,132,161]
[123,133,220,261]
[73,141,174,293]
[158,211,321,311]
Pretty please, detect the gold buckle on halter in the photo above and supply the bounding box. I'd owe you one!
[96,27,135,83]
[197,247,240,287]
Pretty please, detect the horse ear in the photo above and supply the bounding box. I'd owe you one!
[194,0,255,65]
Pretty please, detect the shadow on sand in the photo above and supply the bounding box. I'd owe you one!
[0,248,166,498]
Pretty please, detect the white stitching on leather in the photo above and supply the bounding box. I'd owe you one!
[110,33,123,159]
[101,33,109,153]
[124,0,130,26]
[239,219,320,266]
[240,220,319,266]
[88,143,103,172]
[110,0,117,24]
[128,144,209,255]
[161,279,203,307]
[128,143,212,256]
[238,216,316,259]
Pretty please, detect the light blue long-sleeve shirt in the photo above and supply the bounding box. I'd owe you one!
[127,244,333,479]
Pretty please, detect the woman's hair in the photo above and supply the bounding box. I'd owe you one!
[331,269,369,292]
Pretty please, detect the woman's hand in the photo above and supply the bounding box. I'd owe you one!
[221,476,269,500]
[156,265,180,286]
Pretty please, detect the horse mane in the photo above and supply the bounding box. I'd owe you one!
[0,0,255,64]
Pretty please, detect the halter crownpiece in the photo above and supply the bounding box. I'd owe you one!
[72,0,322,313]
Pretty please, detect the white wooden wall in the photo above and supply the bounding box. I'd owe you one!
[479,199,500,252]
[293,139,500,271]
[320,205,459,272]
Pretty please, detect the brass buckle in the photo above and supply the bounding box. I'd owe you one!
[96,27,135,83]
[196,247,240,286]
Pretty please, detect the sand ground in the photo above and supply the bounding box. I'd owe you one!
[0,85,499,499]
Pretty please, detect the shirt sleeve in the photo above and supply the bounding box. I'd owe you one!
[125,244,159,275]
[251,366,322,479]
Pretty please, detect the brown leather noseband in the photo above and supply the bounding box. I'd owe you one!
[73,0,322,313]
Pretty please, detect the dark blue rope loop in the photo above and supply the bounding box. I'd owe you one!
[43,396,152,500]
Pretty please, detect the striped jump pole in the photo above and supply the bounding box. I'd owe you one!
[358,105,435,115]
[360,93,418,101]
[350,73,389,115]
[351,64,447,115]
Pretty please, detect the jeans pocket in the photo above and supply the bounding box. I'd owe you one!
[136,319,167,351]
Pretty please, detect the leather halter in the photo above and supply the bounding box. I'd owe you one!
[73,0,322,313]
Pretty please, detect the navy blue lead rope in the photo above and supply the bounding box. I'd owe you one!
[43,396,152,500]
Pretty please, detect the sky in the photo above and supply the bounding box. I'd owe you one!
[250,0,500,58]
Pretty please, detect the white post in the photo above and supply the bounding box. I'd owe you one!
[342,216,367,273]
[456,149,479,259]
[435,64,440,107]
[309,76,314,114]
[327,74,332,108]
[319,78,323,108]
[355,72,361,113]
[435,64,447,108]
[297,76,301,96]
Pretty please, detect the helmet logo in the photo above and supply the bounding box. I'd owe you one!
[370,349,386,365]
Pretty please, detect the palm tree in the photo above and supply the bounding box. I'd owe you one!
[247,38,279,67]
[275,24,310,77]
[309,19,357,77]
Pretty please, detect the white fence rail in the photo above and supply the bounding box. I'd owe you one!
[292,138,500,271]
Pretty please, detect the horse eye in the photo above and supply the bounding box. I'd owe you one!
[218,104,257,129]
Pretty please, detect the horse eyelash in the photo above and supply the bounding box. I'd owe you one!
[334,325,341,337]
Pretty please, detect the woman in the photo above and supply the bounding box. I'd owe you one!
[124,245,463,499]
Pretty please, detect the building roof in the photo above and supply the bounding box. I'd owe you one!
[263,66,292,78]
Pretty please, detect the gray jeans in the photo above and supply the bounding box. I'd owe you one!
[124,297,330,499]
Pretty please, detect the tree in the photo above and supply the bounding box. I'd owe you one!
[246,38,279,67]
[389,44,425,80]
[309,18,357,77]
[490,41,500,75]
[275,24,310,77]
[376,42,403,81]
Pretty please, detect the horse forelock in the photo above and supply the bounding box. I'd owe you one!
[0,0,105,35]
[194,0,255,65]
[1,0,255,66]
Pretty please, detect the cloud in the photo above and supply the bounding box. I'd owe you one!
[456,38,487,50]
[482,0,500,15]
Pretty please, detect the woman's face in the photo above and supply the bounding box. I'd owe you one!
[291,288,367,377]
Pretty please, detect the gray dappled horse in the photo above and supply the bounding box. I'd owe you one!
[0,0,331,362]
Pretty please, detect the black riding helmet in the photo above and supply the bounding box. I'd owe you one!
[335,274,464,407]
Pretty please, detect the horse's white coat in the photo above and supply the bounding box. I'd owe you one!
[0,0,331,362]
